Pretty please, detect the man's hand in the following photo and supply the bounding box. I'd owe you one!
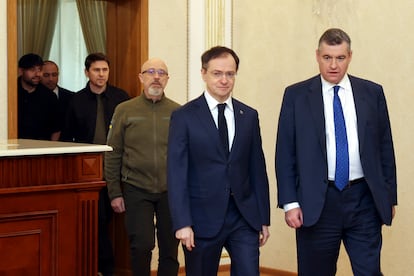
[259,225,270,246]
[111,197,125,213]
[176,226,195,251]
[285,207,303,229]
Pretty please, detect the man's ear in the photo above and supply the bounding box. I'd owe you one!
[201,68,207,82]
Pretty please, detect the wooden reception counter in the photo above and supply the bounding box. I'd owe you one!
[0,139,111,276]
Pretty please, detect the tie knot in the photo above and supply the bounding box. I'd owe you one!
[333,85,340,94]
[218,103,226,113]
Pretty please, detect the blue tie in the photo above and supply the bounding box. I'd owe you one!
[333,85,349,190]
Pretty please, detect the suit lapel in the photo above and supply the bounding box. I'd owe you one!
[230,99,245,158]
[307,77,327,157]
[191,95,228,157]
[349,76,368,152]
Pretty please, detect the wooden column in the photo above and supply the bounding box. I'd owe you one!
[106,0,148,98]
[7,0,18,139]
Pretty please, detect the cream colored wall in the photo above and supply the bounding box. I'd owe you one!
[148,1,188,106]
[0,0,8,140]
[232,1,413,275]
[151,1,414,275]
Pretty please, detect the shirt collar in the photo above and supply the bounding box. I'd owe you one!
[320,74,351,93]
[86,82,107,98]
[203,90,234,112]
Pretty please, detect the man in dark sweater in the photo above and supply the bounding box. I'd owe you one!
[61,53,129,144]
[18,53,60,140]
[105,58,180,276]
[62,53,129,276]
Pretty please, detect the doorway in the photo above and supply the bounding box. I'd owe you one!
[7,0,148,139]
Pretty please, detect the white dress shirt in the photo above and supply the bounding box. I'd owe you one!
[53,87,59,98]
[321,75,364,181]
[204,91,235,151]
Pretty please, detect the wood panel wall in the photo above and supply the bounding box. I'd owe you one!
[0,152,105,275]
[106,0,148,98]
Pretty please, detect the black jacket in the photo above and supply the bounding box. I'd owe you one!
[18,78,60,140]
[61,82,129,143]
[56,86,75,130]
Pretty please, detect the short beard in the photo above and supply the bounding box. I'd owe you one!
[23,77,39,88]
[148,86,162,97]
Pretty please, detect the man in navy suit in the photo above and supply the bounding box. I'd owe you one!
[275,28,397,276]
[167,46,270,276]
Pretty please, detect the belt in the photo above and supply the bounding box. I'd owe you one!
[328,177,365,189]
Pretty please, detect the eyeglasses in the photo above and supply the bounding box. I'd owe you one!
[142,68,168,77]
[209,70,237,80]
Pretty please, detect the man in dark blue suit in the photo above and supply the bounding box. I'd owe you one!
[167,46,270,276]
[275,28,397,276]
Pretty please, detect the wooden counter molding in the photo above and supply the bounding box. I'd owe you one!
[0,139,112,275]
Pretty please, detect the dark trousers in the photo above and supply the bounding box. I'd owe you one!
[98,186,115,275]
[296,180,383,276]
[123,184,179,276]
[184,196,260,276]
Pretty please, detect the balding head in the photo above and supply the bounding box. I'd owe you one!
[141,58,168,73]
[139,58,170,102]
[41,61,59,90]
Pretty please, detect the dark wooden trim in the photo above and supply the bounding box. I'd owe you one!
[106,0,148,98]
[0,152,105,275]
[139,0,149,73]
[7,0,17,139]
[0,153,103,187]
[260,266,298,276]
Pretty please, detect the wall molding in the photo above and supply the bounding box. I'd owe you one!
[187,0,233,101]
